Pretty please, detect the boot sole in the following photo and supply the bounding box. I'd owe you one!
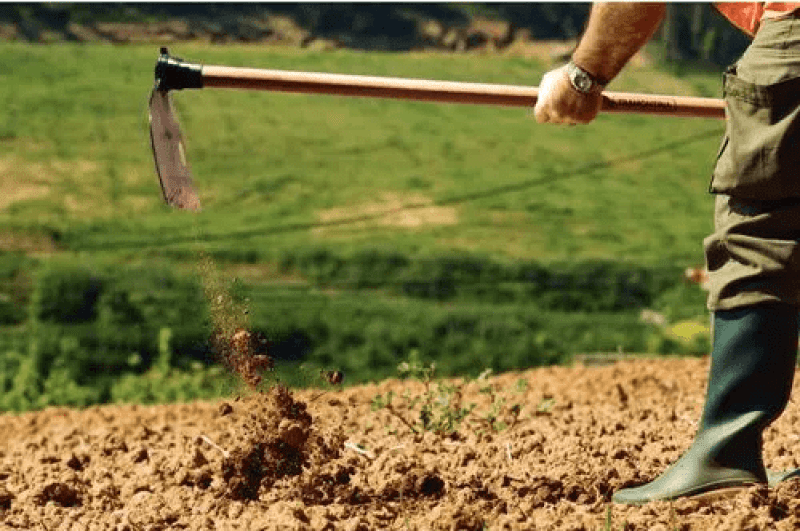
[686,485,754,504]
[613,480,762,505]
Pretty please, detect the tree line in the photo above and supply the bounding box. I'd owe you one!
[1,3,750,65]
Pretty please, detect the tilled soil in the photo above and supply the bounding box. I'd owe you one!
[3,357,800,530]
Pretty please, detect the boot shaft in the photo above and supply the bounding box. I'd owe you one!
[701,303,799,431]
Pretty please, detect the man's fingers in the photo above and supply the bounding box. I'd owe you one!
[533,108,571,125]
[532,105,549,123]
[533,71,558,123]
[533,106,580,125]
[533,67,576,124]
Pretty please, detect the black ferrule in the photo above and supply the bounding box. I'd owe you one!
[155,47,203,91]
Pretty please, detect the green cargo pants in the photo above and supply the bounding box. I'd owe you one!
[705,15,800,311]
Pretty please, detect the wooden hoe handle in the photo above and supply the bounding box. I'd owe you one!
[155,48,725,120]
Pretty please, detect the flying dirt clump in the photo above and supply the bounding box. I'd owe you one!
[220,385,345,501]
[210,327,273,388]
[208,324,346,502]
[206,305,346,501]
[198,251,346,501]
[199,251,275,388]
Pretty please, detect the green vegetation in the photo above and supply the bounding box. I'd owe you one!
[370,351,525,439]
[0,43,723,410]
[2,43,723,262]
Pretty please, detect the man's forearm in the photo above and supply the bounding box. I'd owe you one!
[572,2,666,83]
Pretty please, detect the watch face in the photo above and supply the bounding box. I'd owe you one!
[575,72,592,92]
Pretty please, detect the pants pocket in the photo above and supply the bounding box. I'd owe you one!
[710,67,800,199]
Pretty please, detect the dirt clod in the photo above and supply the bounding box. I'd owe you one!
[34,482,82,507]
[0,487,13,510]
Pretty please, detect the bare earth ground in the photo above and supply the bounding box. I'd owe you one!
[3,357,800,530]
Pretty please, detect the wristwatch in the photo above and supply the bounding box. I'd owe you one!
[566,61,608,94]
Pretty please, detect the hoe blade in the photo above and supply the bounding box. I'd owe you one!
[148,89,201,211]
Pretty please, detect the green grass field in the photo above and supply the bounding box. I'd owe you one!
[2,43,724,264]
[0,43,725,408]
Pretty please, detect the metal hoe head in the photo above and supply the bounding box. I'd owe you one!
[148,49,202,211]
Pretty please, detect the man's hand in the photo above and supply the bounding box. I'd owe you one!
[533,3,665,125]
[533,65,603,125]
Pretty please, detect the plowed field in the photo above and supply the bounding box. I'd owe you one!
[3,357,800,530]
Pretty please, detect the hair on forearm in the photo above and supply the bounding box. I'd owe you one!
[571,2,666,83]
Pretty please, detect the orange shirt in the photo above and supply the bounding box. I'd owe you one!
[715,2,800,36]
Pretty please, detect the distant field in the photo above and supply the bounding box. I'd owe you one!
[0,43,724,407]
[2,43,724,265]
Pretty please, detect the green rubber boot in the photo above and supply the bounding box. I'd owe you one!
[612,303,798,505]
